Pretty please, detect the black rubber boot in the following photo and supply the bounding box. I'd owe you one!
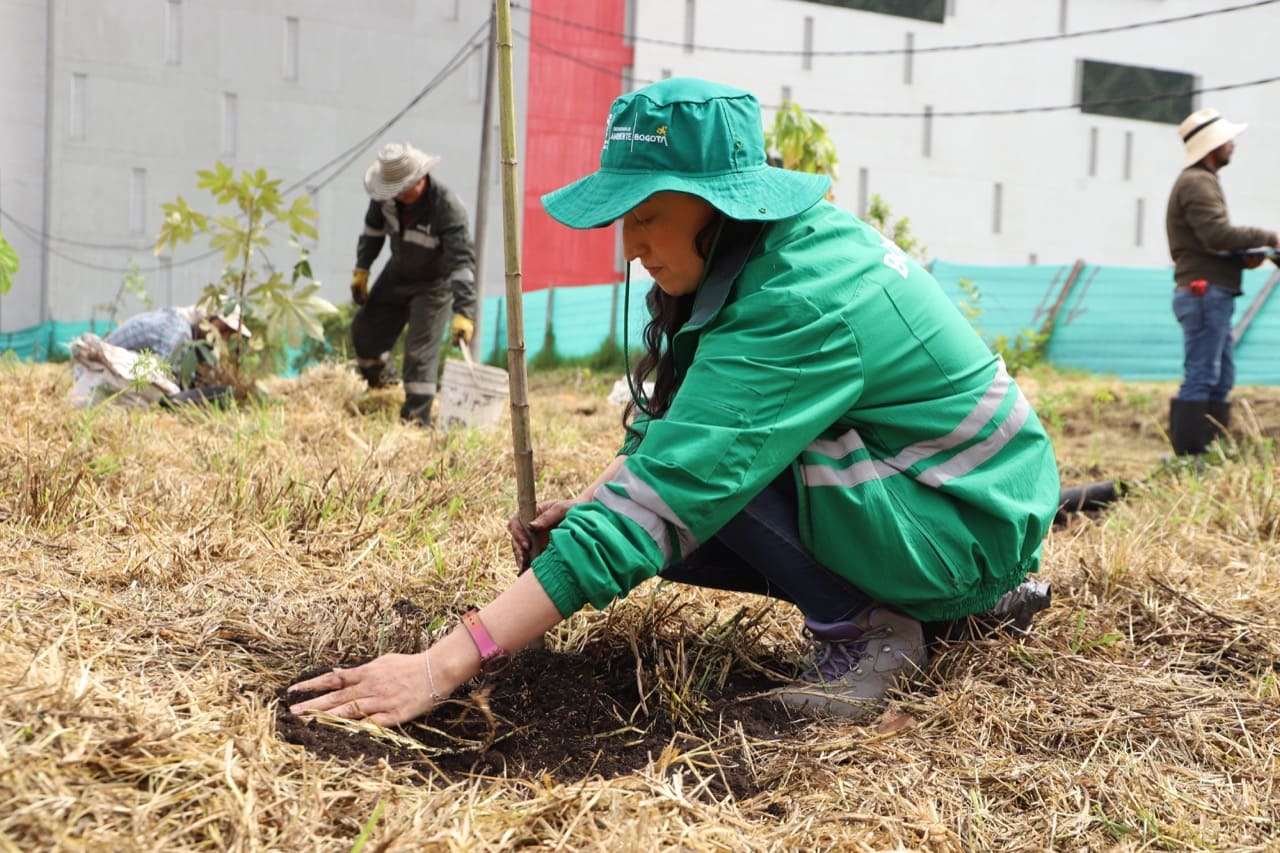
[1206,401,1231,445]
[1169,399,1212,456]
[400,393,434,427]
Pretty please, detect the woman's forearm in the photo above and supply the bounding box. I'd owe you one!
[433,569,564,691]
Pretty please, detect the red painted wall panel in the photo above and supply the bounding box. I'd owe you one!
[522,0,632,291]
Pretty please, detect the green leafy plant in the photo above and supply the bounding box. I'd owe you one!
[92,260,153,332]
[864,194,927,261]
[154,162,335,393]
[961,278,1050,375]
[0,230,18,294]
[765,101,840,186]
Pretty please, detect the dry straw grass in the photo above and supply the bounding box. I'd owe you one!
[2,359,1278,851]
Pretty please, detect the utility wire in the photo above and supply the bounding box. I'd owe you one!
[512,0,1279,57]
[3,18,489,273]
[282,17,489,197]
[514,28,1280,120]
[791,75,1280,118]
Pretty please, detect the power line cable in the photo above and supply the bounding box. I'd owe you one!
[512,0,1279,57]
[283,16,490,196]
[786,74,1280,118]
[513,29,1280,120]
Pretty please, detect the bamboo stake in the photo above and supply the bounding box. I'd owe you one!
[494,0,538,551]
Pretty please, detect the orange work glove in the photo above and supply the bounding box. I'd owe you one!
[451,314,474,345]
[350,269,370,305]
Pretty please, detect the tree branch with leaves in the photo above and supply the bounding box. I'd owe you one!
[154,163,336,393]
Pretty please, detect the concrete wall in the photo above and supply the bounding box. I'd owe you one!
[0,0,526,333]
[4,0,1278,336]
[627,0,1280,268]
[0,0,51,331]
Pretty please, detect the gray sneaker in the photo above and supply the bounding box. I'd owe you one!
[776,607,927,719]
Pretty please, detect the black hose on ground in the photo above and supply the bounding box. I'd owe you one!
[1055,479,1125,525]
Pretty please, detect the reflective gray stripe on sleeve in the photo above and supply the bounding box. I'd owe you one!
[594,467,700,564]
[363,226,385,237]
[404,230,440,249]
[802,359,1024,489]
[450,269,475,284]
[918,389,1031,486]
[404,380,436,395]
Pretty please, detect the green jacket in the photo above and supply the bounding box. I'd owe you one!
[532,202,1060,622]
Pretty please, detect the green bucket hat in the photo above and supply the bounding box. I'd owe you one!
[542,78,832,229]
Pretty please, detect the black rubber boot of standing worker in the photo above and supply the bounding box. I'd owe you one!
[1207,401,1231,441]
[1169,399,1213,456]
[400,393,434,427]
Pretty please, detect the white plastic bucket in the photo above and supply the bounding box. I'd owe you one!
[436,358,509,429]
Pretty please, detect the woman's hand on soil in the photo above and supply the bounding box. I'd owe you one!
[287,654,438,727]
[508,499,578,569]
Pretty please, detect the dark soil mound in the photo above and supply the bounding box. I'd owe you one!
[276,646,799,797]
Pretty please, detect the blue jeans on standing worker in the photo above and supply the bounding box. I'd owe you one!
[1173,284,1236,403]
[659,469,871,624]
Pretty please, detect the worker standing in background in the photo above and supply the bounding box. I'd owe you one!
[1165,108,1280,455]
[350,142,477,426]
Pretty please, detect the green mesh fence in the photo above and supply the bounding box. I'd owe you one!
[9,263,1280,386]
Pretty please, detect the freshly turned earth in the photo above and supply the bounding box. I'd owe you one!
[276,645,799,796]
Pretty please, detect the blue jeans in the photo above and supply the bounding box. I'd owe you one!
[1173,286,1236,402]
[659,470,871,624]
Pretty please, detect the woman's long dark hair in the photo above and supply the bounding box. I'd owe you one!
[623,214,725,437]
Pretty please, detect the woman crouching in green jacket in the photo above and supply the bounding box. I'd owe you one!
[289,78,1061,726]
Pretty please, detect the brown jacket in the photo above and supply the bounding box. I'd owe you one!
[1165,164,1276,295]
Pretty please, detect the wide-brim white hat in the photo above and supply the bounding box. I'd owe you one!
[1180,108,1247,168]
[214,306,252,339]
[364,142,440,200]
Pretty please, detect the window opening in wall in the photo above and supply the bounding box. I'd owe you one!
[221,92,238,158]
[165,0,182,65]
[130,168,147,234]
[857,168,869,218]
[683,0,695,53]
[283,17,299,81]
[1134,198,1145,247]
[795,1,943,24]
[1079,59,1194,125]
[624,0,636,46]
[70,73,87,139]
[1123,131,1134,181]
[992,182,1003,235]
[922,105,933,158]
[802,17,814,71]
[904,33,914,84]
[1087,127,1098,177]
